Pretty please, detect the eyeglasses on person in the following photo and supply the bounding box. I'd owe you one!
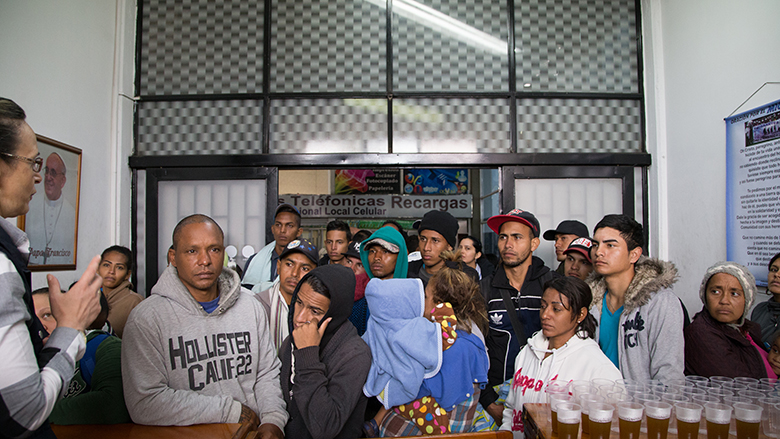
[0,152,43,172]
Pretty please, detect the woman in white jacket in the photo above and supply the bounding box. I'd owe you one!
[500,276,621,437]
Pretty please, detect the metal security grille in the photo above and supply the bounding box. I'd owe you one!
[135,0,643,156]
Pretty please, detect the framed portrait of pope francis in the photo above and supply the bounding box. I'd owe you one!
[19,135,81,271]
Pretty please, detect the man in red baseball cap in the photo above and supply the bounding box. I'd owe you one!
[479,209,560,426]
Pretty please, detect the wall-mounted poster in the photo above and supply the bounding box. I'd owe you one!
[725,98,780,285]
[403,169,468,195]
[19,135,81,270]
[334,169,401,194]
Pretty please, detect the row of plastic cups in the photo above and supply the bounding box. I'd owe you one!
[553,400,765,439]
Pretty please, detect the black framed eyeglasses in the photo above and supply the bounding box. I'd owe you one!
[0,152,43,172]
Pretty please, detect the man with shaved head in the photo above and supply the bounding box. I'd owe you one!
[28,152,77,265]
[122,214,287,436]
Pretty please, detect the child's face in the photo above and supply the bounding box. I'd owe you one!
[423,284,436,320]
[768,339,780,375]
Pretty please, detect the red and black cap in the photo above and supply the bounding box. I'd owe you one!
[486,209,540,237]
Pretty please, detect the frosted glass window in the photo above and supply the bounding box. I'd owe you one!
[514,178,622,269]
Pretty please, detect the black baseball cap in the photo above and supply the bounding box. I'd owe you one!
[543,220,588,241]
[279,238,318,265]
[487,209,540,237]
[342,239,362,259]
[275,203,301,220]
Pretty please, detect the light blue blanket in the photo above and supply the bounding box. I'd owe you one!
[362,278,443,409]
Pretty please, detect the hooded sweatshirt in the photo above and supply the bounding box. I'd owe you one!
[499,331,621,438]
[362,278,488,410]
[588,256,685,383]
[121,266,287,429]
[280,264,372,439]
[360,227,409,280]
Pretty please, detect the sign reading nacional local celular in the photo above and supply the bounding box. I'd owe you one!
[279,194,472,219]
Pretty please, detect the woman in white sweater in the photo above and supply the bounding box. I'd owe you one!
[500,276,621,437]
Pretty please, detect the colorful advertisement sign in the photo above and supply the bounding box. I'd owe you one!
[402,169,469,195]
[725,99,780,285]
[334,169,401,194]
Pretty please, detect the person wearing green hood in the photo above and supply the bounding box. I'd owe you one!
[347,227,409,337]
[360,226,409,280]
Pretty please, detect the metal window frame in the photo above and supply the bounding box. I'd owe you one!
[133,0,645,155]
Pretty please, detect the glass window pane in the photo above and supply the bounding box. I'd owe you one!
[515,0,639,93]
[517,98,642,153]
[137,100,263,155]
[393,98,511,153]
[139,0,264,95]
[391,0,509,91]
[270,99,388,154]
[515,177,623,268]
[271,0,386,92]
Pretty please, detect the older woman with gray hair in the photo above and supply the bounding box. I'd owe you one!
[684,261,775,378]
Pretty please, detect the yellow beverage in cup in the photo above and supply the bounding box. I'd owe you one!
[734,402,762,439]
[677,420,700,439]
[557,403,582,439]
[647,415,670,439]
[736,419,760,439]
[590,419,612,439]
[581,413,590,434]
[620,418,642,439]
[551,410,558,434]
[559,420,580,439]
[707,420,729,439]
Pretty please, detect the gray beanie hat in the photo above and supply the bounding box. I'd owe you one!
[699,261,756,326]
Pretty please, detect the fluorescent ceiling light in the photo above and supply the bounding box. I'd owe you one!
[364,0,507,55]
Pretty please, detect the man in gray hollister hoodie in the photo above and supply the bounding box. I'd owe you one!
[121,215,287,436]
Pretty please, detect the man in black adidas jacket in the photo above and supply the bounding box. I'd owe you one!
[479,209,559,425]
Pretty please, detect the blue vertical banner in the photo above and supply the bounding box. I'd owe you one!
[725,99,780,285]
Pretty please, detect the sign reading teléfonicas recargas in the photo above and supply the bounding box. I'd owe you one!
[279,194,472,219]
[725,98,780,285]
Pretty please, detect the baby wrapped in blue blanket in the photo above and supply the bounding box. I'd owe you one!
[362,277,488,435]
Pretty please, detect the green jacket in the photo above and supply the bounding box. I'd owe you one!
[49,331,130,425]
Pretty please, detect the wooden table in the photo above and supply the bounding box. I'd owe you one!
[52,422,243,439]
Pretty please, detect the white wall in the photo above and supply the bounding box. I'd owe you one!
[651,0,780,314]
[0,0,132,289]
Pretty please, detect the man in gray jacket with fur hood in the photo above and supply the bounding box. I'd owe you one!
[588,214,685,383]
[122,215,287,438]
